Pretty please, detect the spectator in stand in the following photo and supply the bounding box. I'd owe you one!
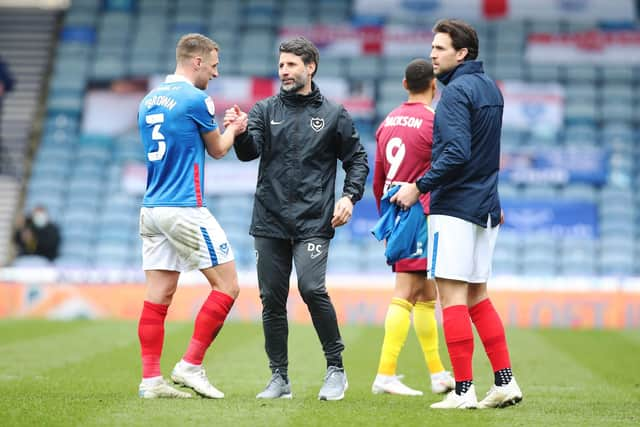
[14,205,60,261]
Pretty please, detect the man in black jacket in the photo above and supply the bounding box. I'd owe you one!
[225,37,368,401]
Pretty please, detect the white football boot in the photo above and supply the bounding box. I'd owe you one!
[430,385,478,409]
[430,371,455,394]
[138,377,192,399]
[478,378,523,408]
[171,361,224,399]
[371,374,423,396]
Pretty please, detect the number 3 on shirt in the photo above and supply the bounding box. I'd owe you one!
[146,113,166,161]
[386,137,406,181]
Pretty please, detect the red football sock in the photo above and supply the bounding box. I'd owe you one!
[183,290,235,365]
[442,305,474,382]
[469,298,511,372]
[138,301,169,378]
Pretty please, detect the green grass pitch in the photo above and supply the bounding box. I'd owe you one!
[0,319,639,426]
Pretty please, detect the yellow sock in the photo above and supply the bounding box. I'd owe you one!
[413,300,445,374]
[377,297,413,376]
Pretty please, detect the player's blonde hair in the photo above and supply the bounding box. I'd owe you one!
[176,33,219,65]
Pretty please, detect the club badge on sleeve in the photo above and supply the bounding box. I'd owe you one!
[205,97,215,116]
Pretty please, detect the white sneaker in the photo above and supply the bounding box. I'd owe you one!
[430,371,455,394]
[171,361,224,399]
[138,378,192,399]
[371,374,423,396]
[430,385,478,409]
[318,366,348,401]
[478,378,523,408]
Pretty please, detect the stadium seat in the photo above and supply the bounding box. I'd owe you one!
[521,184,558,200]
[560,256,597,276]
[383,57,419,79]
[12,255,53,267]
[565,102,597,125]
[559,184,598,201]
[601,102,634,124]
[601,84,634,103]
[601,67,634,84]
[599,252,634,276]
[493,64,523,80]
[26,2,639,276]
[565,84,596,104]
[521,248,557,277]
[346,57,382,80]
[498,182,521,199]
[526,64,563,82]
[280,14,312,27]
[493,247,520,275]
[600,187,633,206]
[565,65,598,84]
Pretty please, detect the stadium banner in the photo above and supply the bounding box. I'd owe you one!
[82,76,374,137]
[1,278,639,328]
[500,146,609,185]
[82,89,146,135]
[353,0,634,21]
[526,30,640,64]
[278,25,434,57]
[121,161,258,195]
[500,81,564,132]
[149,75,376,120]
[353,0,486,21]
[501,200,598,238]
[506,0,636,20]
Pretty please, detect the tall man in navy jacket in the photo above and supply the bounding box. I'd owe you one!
[392,19,522,410]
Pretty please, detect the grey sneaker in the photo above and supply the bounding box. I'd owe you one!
[256,372,292,399]
[318,366,348,401]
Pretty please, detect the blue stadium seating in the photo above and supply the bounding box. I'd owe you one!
[19,3,640,277]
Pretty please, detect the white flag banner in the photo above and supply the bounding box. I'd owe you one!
[278,25,434,57]
[353,0,634,21]
[500,81,565,131]
[121,161,258,196]
[508,0,635,21]
[526,30,640,64]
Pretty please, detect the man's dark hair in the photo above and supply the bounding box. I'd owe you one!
[432,19,479,61]
[278,36,320,77]
[405,58,434,93]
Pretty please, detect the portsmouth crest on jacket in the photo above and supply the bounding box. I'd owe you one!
[310,117,325,132]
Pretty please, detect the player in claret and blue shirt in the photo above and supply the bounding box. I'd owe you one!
[136,33,247,400]
[372,58,454,398]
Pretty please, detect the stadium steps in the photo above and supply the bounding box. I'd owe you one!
[0,8,59,266]
[0,176,20,265]
[0,8,59,179]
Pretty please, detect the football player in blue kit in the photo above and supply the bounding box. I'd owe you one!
[136,33,248,399]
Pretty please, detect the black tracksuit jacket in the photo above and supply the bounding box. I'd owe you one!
[233,83,369,240]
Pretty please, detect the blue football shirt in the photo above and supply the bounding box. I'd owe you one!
[138,74,218,207]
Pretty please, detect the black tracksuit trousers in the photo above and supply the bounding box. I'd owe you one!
[254,236,345,376]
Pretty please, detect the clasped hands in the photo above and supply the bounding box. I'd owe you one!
[224,104,248,135]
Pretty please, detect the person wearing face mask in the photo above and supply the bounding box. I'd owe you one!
[225,37,369,401]
[13,205,60,261]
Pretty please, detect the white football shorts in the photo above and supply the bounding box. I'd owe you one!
[139,206,234,272]
[427,214,499,283]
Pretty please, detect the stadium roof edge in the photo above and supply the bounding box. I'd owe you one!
[0,0,69,10]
